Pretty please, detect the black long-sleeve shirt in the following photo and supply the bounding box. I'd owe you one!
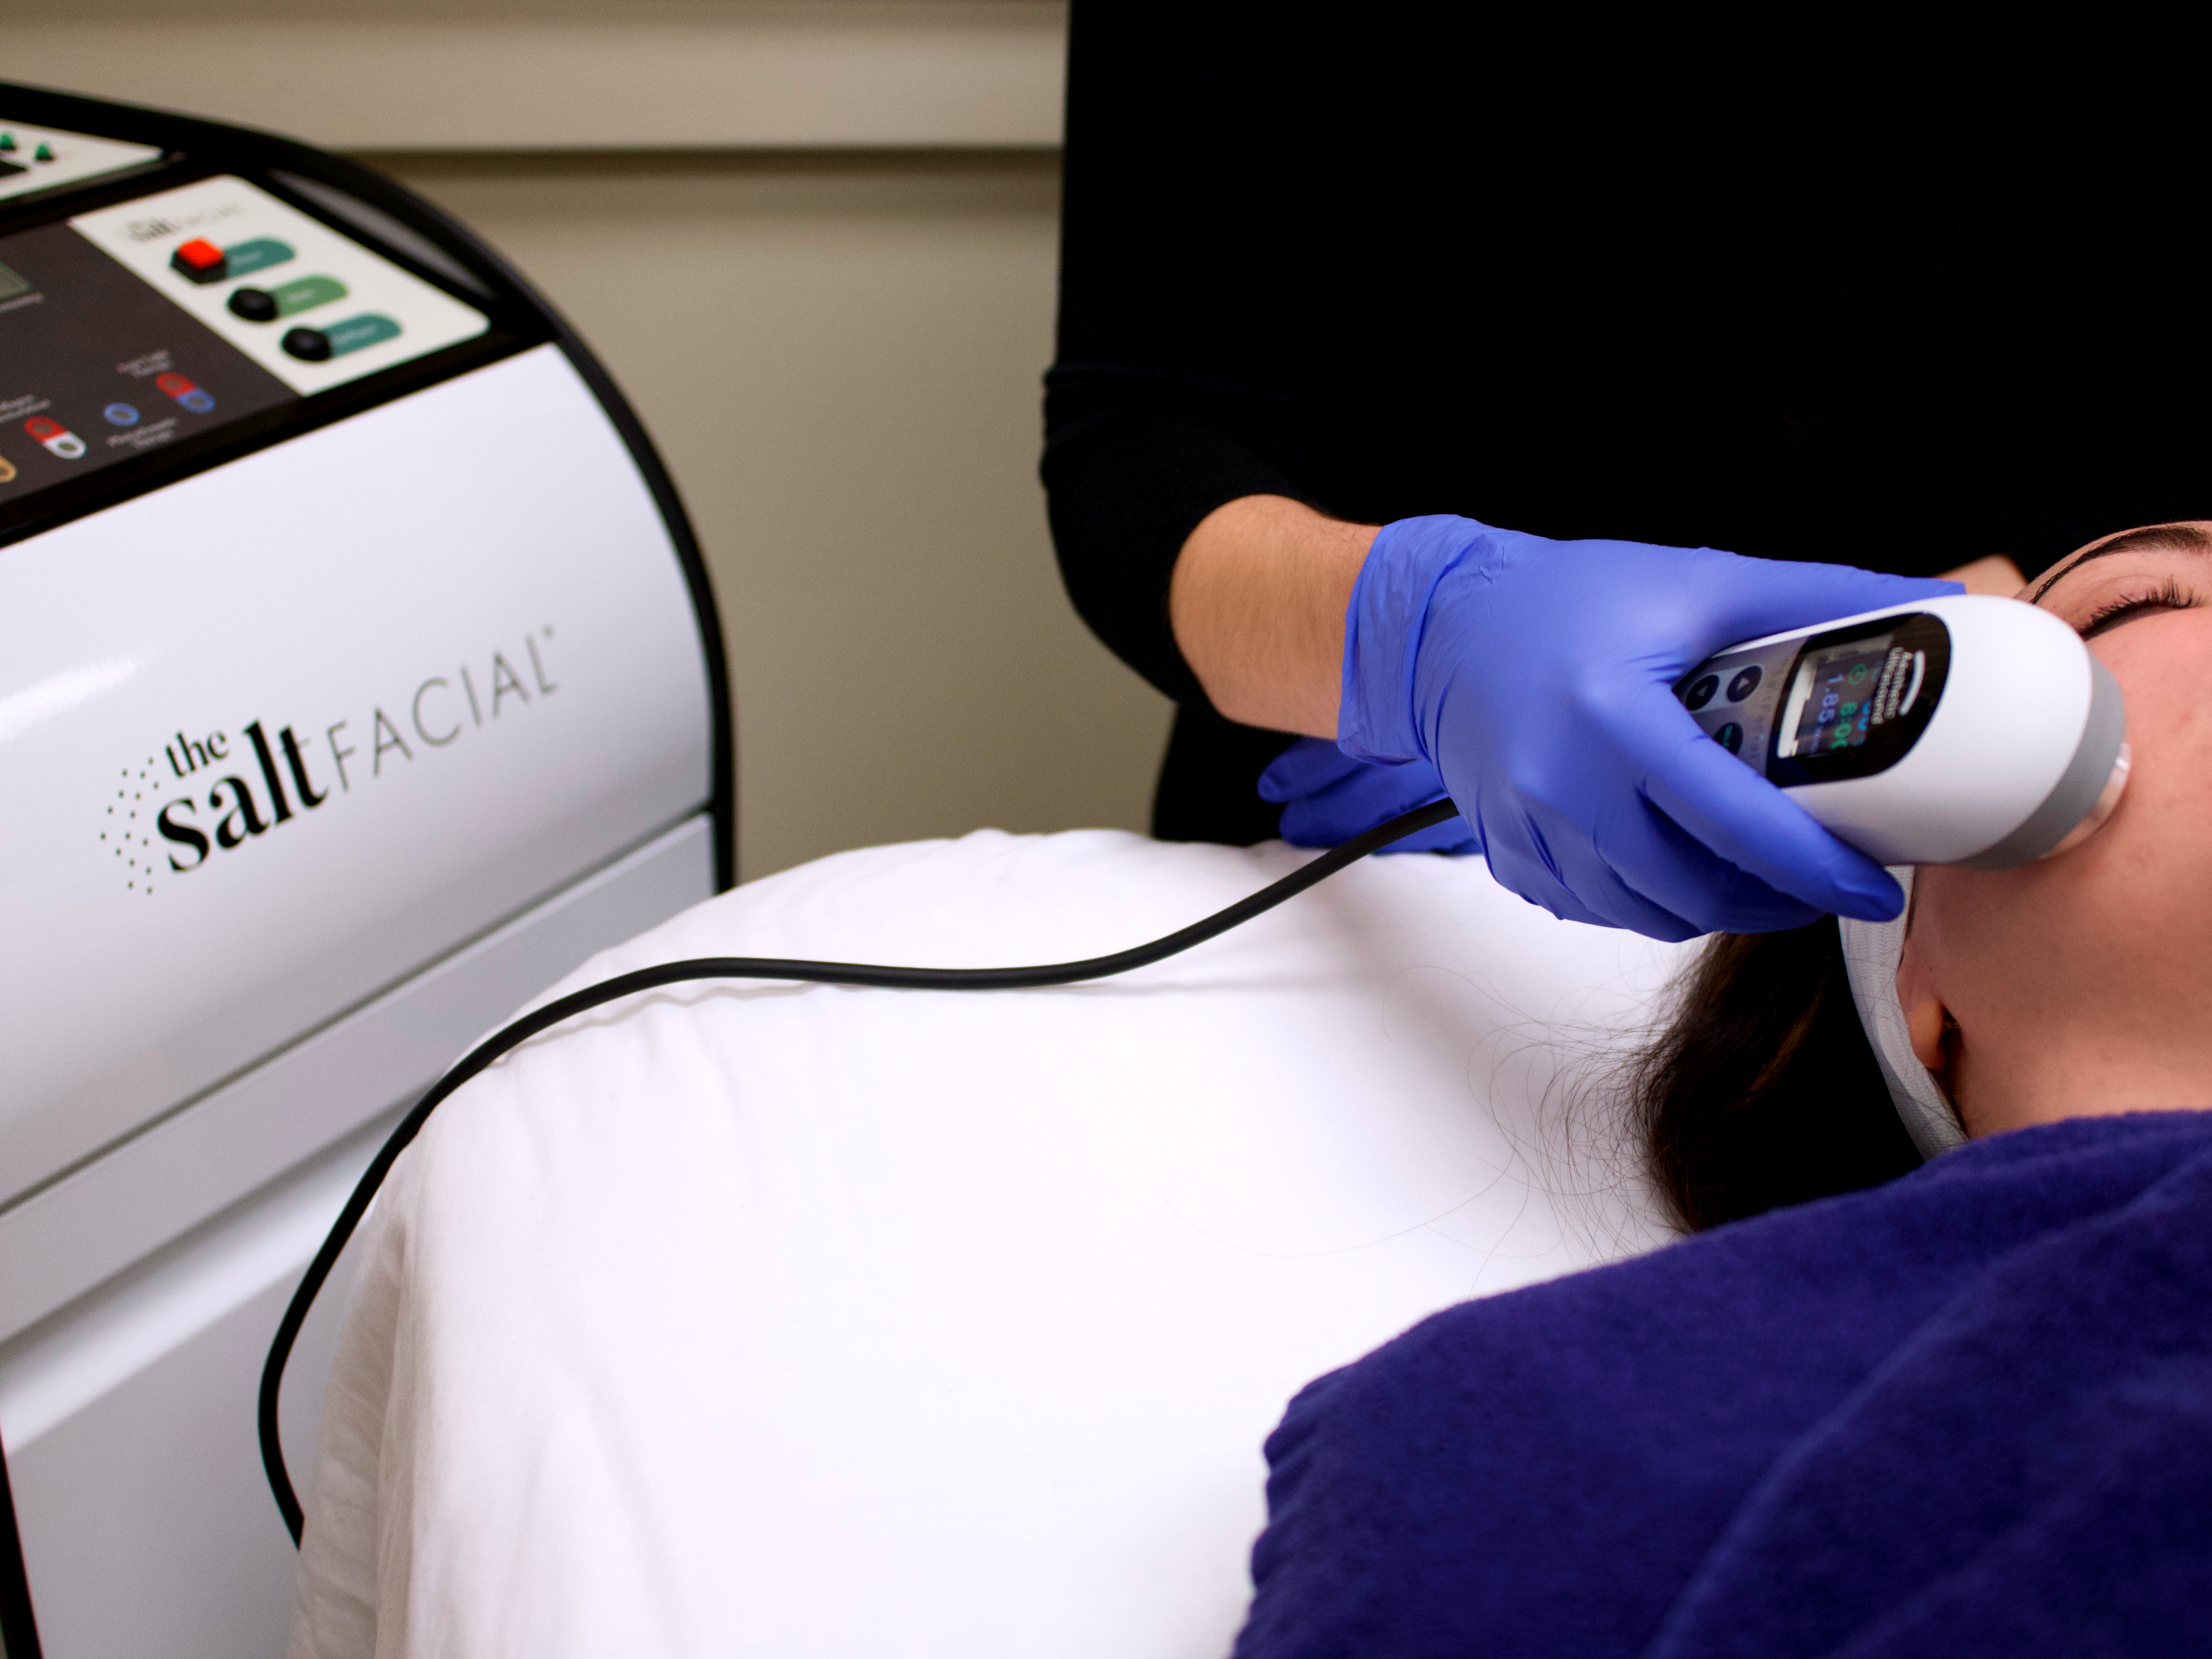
[1042,8,2212,845]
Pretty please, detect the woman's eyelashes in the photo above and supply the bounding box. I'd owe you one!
[2077,580,2204,641]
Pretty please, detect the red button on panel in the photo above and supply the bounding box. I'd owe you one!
[170,238,229,284]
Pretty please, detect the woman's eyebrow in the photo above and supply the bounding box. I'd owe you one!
[2030,525,2212,603]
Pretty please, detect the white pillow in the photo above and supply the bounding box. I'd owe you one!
[290,830,1684,1659]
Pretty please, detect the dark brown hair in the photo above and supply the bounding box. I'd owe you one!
[1631,917,1921,1231]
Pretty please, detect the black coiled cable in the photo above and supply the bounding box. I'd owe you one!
[259,798,1461,1541]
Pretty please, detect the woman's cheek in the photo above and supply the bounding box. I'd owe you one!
[2092,617,2212,874]
[2062,616,2212,982]
[1911,613,2212,1034]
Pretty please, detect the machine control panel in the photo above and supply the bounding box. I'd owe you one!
[0,121,163,206]
[72,175,487,392]
[0,174,488,513]
[0,216,295,502]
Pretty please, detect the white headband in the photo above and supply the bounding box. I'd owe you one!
[1837,867,1968,1160]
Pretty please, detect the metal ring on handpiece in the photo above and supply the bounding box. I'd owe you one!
[1961,654,2129,872]
[2041,741,2131,860]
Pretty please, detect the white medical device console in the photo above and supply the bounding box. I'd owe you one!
[0,88,730,1657]
[1676,593,2128,870]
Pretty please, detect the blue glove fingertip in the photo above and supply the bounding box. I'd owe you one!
[1829,870,1908,923]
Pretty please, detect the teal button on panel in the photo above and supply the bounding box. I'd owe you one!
[324,313,402,356]
[271,274,347,316]
[224,238,294,277]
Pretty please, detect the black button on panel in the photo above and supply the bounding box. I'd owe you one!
[1727,665,1763,702]
[281,326,333,362]
[228,286,279,323]
[1683,674,1720,711]
[1715,722,1744,754]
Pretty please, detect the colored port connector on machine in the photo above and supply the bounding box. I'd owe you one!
[24,417,86,459]
[156,372,216,413]
[229,274,347,324]
[282,313,402,362]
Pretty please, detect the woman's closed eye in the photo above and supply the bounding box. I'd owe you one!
[2079,580,2203,641]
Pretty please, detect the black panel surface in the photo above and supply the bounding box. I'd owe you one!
[0,218,296,509]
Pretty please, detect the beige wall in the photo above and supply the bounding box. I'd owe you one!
[8,2,1070,152]
[12,1,1176,881]
[388,151,1169,880]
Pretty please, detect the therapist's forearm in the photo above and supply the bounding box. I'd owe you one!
[1169,495,1378,738]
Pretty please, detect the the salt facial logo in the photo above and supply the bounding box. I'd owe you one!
[105,628,559,897]
[123,201,248,244]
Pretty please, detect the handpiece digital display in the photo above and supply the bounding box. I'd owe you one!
[1778,634,1925,760]
[1788,637,1890,756]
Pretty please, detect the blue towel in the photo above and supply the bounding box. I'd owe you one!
[1233,1111,2212,1658]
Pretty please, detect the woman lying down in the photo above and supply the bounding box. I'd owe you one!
[1233,524,2212,1656]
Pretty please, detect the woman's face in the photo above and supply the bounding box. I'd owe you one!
[1898,522,2212,1136]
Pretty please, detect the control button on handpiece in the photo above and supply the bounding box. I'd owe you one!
[229,287,279,323]
[1715,722,1744,755]
[170,239,228,284]
[281,327,333,362]
[1683,674,1720,712]
[1726,665,1762,702]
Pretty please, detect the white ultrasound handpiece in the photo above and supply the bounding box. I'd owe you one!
[1675,594,2129,870]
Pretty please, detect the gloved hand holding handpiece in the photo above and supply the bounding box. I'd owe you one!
[1262,516,1961,941]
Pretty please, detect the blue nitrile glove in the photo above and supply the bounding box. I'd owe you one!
[1331,515,1962,941]
[1259,739,1479,854]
